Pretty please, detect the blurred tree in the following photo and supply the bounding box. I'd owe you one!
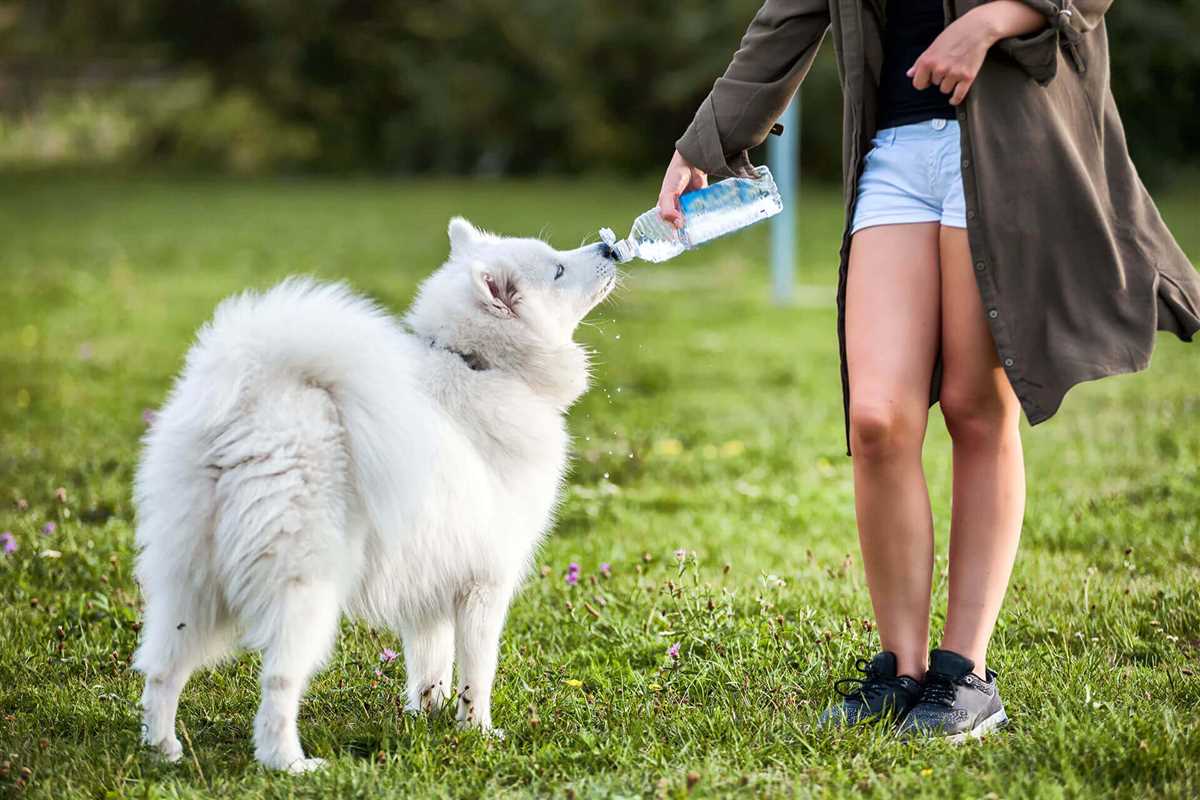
[0,0,1197,183]
[143,0,768,174]
[1105,1,1200,188]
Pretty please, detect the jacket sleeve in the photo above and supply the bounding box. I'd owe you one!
[675,0,831,178]
[995,0,1113,86]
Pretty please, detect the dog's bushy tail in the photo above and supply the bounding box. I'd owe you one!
[173,278,433,536]
[182,278,392,417]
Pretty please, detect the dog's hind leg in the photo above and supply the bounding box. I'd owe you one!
[454,583,512,733]
[226,492,347,772]
[133,479,236,763]
[211,383,354,771]
[249,575,341,773]
[135,569,235,762]
[400,617,455,714]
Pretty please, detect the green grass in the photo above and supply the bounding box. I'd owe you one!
[1,172,1198,798]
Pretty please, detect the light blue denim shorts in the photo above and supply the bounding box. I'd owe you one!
[851,118,967,235]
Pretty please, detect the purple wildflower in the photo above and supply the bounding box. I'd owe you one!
[1,531,15,555]
[379,648,398,663]
[41,521,56,536]
[599,562,611,577]
[667,642,680,660]
[142,408,158,427]
[565,562,581,585]
[674,548,687,562]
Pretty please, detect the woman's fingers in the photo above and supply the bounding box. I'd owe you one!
[658,170,688,227]
[911,58,975,104]
[658,153,708,228]
[909,13,992,103]
[907,61,932,90]
[657,189,682,227]
[949,78,972,105]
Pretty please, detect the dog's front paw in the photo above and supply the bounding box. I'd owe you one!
[456,716,502,737]
[406,681,452,715]
[256,745,325,773]
[285,757,327,774]
[144,734,184,763]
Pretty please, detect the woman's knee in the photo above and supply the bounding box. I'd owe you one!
[939,385,1019,446]
[849,399,925,461]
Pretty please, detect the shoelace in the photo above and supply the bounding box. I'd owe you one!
[834,658,900,703]
[920,671,960,707]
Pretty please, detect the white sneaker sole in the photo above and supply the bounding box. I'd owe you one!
[944,708,1010,744]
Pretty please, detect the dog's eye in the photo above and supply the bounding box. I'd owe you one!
[554,263,565,281]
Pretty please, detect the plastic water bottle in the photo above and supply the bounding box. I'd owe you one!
[600,165,783,263]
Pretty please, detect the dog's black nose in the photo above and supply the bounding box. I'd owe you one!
[596,241,615,260]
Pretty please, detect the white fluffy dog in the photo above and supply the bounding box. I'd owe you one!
[132,218,617,771]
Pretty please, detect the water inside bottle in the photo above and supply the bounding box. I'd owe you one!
[627,211,686,262]
[600,166,783,264]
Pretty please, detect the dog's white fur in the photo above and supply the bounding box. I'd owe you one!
[132,218,616,771]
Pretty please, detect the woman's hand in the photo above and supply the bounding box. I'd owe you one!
[657,150,708,228]
[908,1,1045,105]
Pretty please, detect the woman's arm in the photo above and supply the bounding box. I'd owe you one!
[910,1,1114,103]
[907,1,1048,105]
[661,0,832,225]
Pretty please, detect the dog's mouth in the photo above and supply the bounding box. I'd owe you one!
[591,274,617,303]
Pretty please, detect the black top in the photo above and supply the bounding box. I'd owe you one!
[876,0,956,129]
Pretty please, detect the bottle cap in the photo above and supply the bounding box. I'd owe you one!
[599,227,636,263]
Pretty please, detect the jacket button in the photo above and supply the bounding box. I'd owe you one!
[962,159,971,169]
[974,261,985,272]
[1004,358,1014,367]
[988,309,999,319]
[967,210,977,220]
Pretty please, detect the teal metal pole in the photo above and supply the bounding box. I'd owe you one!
[768,95,799,305]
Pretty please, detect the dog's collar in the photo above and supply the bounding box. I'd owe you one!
[427,337,489,371]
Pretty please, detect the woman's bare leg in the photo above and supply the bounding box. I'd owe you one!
[846,223,943,681]
[936,227,1025,678]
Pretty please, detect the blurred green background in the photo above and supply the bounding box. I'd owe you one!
[2,0,1200,185]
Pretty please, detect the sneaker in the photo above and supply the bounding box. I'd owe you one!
[898,649,1009,742]
[818,651,923,728]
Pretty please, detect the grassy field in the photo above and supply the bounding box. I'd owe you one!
[1,172,1198,798]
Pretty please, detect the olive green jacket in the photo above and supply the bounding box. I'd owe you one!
[676,0,1200,447]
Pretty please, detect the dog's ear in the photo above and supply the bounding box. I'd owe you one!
[470,261,519,319]
[448,217,482,256]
